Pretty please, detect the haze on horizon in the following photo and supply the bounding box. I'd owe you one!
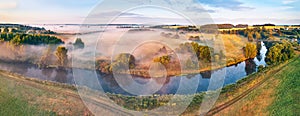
[0,0,299,25]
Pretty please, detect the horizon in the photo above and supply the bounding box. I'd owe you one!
[0,22,300,26]
[0,0,300,25]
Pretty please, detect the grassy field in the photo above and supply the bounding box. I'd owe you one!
[0,88,55,116]
[268,57,300,115]
[0,72,92,115]
[213,55,300,116]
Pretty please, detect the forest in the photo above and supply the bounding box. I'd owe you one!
[0,33,64,45]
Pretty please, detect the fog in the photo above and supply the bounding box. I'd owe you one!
[8,25,217,69]
[0,42,52,63]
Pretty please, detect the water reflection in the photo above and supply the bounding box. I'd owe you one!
[0,42,268,95]
[54,68,68,83]
[200,71,212,78]
[245,59,257,75]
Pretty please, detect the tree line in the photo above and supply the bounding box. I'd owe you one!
[0,33,64,45]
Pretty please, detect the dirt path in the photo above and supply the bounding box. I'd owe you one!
[204,57,297,116]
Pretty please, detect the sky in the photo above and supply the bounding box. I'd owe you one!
[0,0,299,25]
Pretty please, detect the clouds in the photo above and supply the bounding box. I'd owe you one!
[185,6,215,13]
[197,0,254,11]
[282,0,298,4]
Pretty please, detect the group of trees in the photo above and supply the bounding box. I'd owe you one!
[109,53,136,72]
[265,40,295,65]
[0,33,64,45]
[0,24,56,34]
[220,27,275,41]
[153,55,171,66]
[244,43,257,59]
[176,42,214,63]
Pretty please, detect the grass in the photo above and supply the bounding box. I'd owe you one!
[268,58,300,116]
[0,93,55,116]
[212,55,300,116]
[0,81,55,116]
[0,73,92,115]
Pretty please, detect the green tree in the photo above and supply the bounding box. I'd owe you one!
[55,46,68,66]
[110,53,136,72]
[73,38,85,49]
[199,46,212,62]
[10,34,22,45]
[3,28,9,33]
[245,43,257,59]
[265,40,294,65]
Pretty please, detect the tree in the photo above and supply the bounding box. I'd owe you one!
[39,46,55,67]
[219,50,226,59]
[254,32,261,40]
[247,31,254,42]
[73,38,85,49]
[10,34,22,45]
[55,46,68,66]
[110,53,136,72]
[153,55,171,66]
[199,46,212,62]
[3,28,9,33]
[265,41,295,65]
[244,43,257,59]
[185,58,196,69]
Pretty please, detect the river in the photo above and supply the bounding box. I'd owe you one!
[0,41,267,95]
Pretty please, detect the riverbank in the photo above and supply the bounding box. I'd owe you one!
[205,54,300,116]
[0,54,297,115]
[121,58,248,78]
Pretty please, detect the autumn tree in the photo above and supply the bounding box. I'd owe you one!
[254,32,261,40]
[247,31,254,42]
[244,43,257,59]
[55,46,68,67]
[153,55,171,66]
[39,46,55,68]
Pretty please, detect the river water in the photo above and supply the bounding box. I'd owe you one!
[0,41,267,95]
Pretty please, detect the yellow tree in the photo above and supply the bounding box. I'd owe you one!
[245,43,257,59]
[55,46,68,67]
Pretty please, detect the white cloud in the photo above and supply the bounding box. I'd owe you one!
[282,0,298,4]
[280,6,294,10]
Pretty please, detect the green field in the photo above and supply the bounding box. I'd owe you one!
[0,77,55,116]
[268,57,300,115]
[212,55,300,116]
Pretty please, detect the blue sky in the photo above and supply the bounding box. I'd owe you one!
[0,0,299,25]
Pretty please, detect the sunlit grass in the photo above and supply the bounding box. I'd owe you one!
[268,58,300,115]
[0,89,55,116]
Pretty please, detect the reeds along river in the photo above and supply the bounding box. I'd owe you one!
[0,41,268,95]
